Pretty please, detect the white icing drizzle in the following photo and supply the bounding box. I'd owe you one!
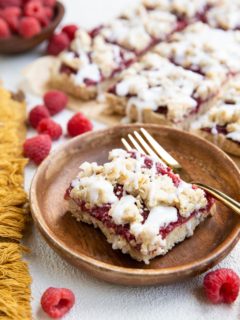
[112,53,206,123]
[109,195,143,225]
[73,64,101,85]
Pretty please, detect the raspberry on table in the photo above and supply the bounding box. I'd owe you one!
[19,16,41,38]
[47,32,70,55]
[1,6,21,31]
[28,105,50,128]
[44,90,68,115]
[24,134,52,165]
[67,112,93,137]
[0,17,10,37]
[0,0,22,8]
[62,24,78,41]
[203,268,240,304]
[37,118,62,140]
[24,0,45,21]
[41,287,75,319]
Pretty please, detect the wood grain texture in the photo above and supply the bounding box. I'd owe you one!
[0,2,64,54]
[30,124,240,285]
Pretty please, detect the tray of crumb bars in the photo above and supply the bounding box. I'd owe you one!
[26,0,240,159]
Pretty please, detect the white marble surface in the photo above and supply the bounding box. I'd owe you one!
[0,1,240,319]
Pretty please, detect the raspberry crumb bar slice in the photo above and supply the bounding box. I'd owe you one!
[49,29,136,100]
[65,149,214,264]
[191,76,240,156]
[104,53,219,127]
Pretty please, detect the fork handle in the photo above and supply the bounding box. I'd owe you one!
[194,182,240,215]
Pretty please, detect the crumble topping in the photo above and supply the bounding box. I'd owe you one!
[206,0,240,30]
[192,77,240,143]
[70,149,208,220]
[98,5,177,52]
[106,53,219,122]
[154,22,240,77]
[59,30,135,85]
[142,0,217,18]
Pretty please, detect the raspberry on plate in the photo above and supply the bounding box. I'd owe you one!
[41,287,75,319]
[67,112,93,137]
[47,32,70,55]
[0,17,10,37]
[37,118,62,140]
[23,134,52,165]
[62,24,78,41]
[19,16,41,38]
[44,90,68,115]
[203,268,240,304]
[29,105,50,128]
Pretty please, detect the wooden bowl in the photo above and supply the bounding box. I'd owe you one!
[0,1,64,54]
[30,124,240,285]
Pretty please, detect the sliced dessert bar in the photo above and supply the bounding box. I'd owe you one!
[191,77,240,156]
[104,53,220,127]
[49,29,136,100]
[154,22,240,77]
[65,149,214,264]
[49,4,184,100]
[142,0,218,20]
[89,4,179,55]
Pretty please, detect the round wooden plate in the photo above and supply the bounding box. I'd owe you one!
[0,2,64,54]
[30,124,240,285]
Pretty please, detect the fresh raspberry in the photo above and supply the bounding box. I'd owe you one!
[0,17,10,37]
[24,0,45,20]
[44,6,53,19]
[37,118,62,140]
[47,32,70,55]
[0,0,22,8]
[67,112,93,137]
[42,0,55,7]
[203,268,240,304]
[28,105,50,128]
[19,16,41,38]
[41,287,75,319]
[23,134,51,165]
[62,24,78,41]
[1,6,21,31]
[44,90,68,115]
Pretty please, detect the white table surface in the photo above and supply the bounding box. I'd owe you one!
[0,1,240,319]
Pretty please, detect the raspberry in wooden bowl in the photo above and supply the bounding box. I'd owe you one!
[0,1,64,54]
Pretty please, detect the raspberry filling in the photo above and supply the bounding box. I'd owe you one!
[59,47,136,85]
[65,153,214,252]
[201,125,240,145]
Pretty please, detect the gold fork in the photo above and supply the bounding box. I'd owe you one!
[121,128,240,215]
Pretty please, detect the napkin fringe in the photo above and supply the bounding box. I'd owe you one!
[0,87,32,319]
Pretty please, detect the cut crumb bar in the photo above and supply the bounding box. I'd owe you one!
[191,77,240,156]
[154,22,240,78]
[104,53,220,126]
[65,149,214,264]
[49,29,136,100]
[89,4,180,55]
[206,0,240,31]
[142,0,218,20]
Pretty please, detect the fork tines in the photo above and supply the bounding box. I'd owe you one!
[121,128,181,169]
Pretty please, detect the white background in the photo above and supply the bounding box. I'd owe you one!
[0,1,240,319]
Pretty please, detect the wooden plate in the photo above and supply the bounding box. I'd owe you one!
[30,124,240,285]
[0,2,64,54]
